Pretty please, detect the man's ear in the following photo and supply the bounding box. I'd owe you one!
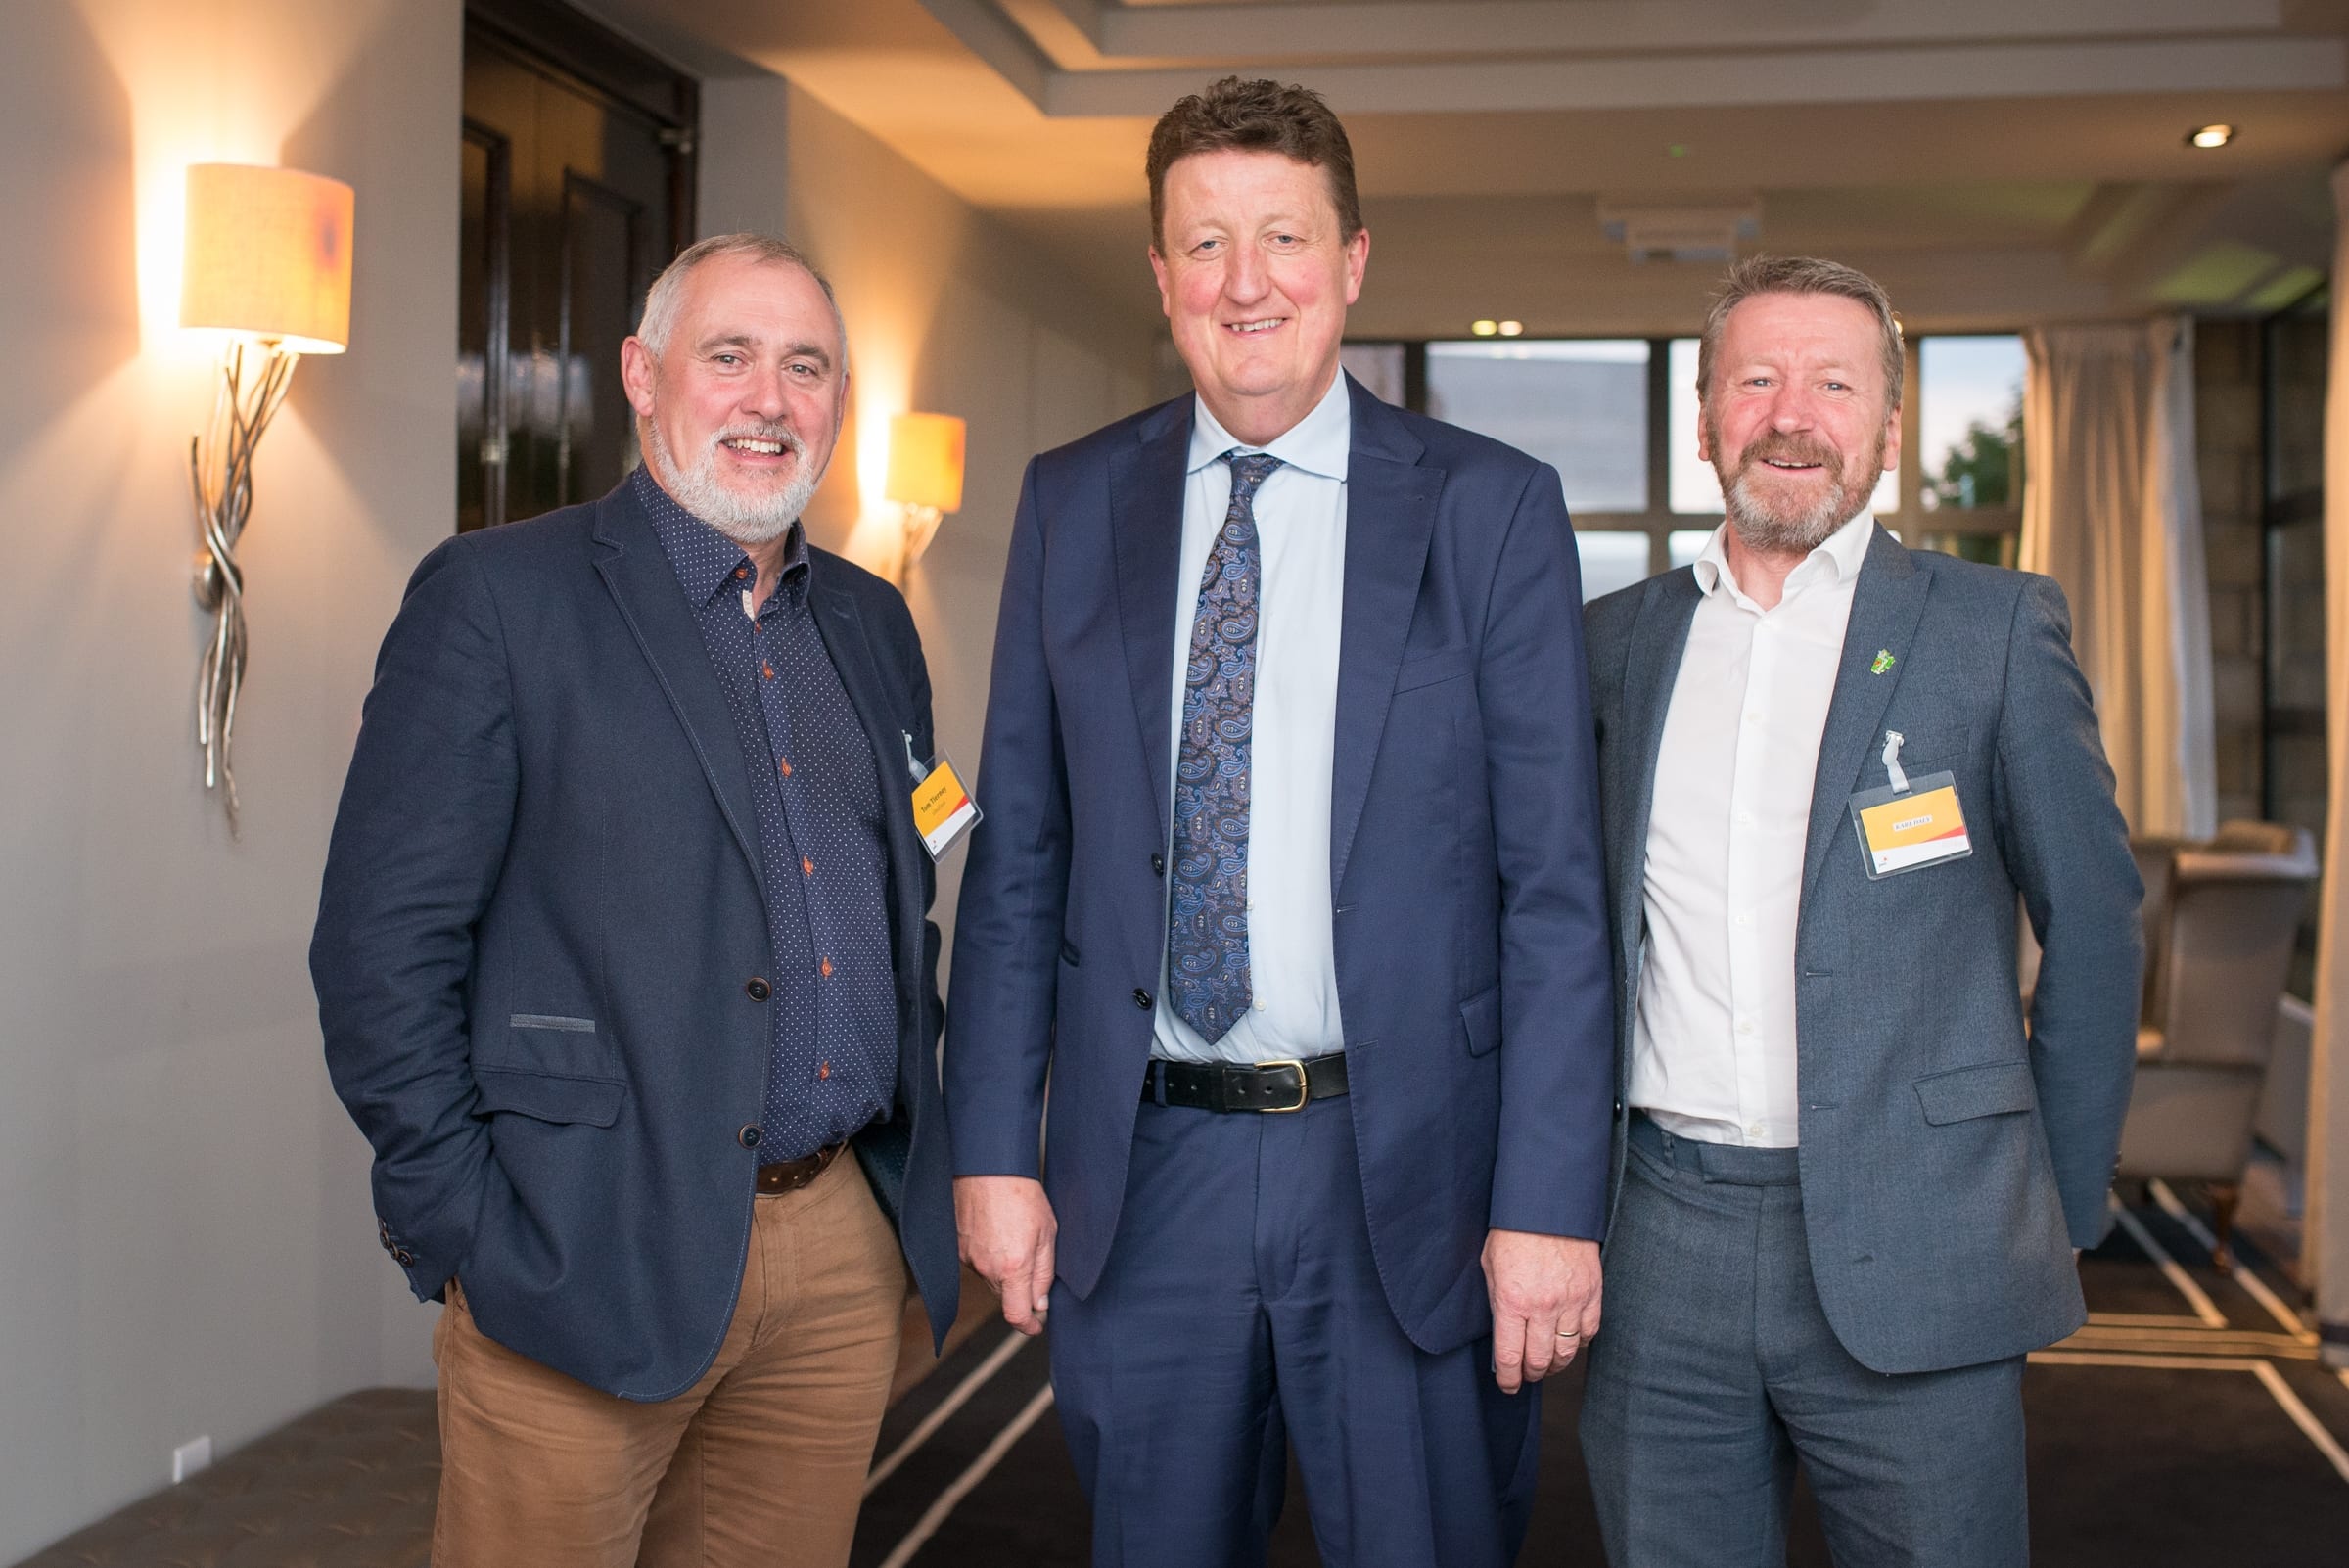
[621,337,657,419]
[1148,247,1174,321]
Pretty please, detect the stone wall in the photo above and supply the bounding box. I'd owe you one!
[2197,319,2268,827]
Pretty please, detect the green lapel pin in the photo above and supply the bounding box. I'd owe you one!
[1870,649,1896,675]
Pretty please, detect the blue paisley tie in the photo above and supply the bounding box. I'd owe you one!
[1168,451,1280,1043]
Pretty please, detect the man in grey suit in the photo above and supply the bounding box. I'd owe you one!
[1579,254,2141,1566]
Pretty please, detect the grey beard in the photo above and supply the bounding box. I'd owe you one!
[1724,469,1859,556]
[642,421,823,546]
[1718,436,1884,557]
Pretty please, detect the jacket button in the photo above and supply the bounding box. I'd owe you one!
[1132,989,1153,1010]
[739,1124,762,1149]
[1150,853,1165,876]
[746,978,772,1001]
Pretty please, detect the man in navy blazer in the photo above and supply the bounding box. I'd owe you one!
[312,236,959,1568]
[1577,256,2141,1566]
[945,78,1614,1566]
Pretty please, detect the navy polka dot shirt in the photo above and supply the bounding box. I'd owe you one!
[636,467,898,1165]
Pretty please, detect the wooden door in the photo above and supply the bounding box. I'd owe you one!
[457,0,696,530]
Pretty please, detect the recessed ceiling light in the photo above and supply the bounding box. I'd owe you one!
[1497,321,1525,338]
[1471,319,1498,337]
[2188,123,2234,150]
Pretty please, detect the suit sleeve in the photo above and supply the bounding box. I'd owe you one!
[1483,465,1617,1240]
[943,460,1071,1178]
[1995,576,2143,1248]
[310,538,518,1300]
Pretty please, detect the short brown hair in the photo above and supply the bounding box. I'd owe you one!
[1696,254,1903,409]
[1146,75,1363,250]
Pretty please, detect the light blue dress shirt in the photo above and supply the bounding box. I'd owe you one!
[1151,372,1352,1066]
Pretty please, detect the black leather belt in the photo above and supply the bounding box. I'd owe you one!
[756,1140,847,1194]
[1141,1053,1348,1113]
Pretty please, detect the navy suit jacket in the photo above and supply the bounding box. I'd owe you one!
[311,478,960,1402]
[944,376,1616,1355]
[1583,530,2142,1374]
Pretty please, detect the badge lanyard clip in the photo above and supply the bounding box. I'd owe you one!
[1881,730,1910,795]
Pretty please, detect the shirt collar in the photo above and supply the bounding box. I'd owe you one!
[1185,369,1352,481]
[633,464,811,611]
[1691,509,1876,608]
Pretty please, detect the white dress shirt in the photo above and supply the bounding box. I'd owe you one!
[1151,374,1351,1066]
[1629,511,1876,1146]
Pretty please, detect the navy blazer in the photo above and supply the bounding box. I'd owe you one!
[944,377,1616,1356]
[1583,529,2142,1374]
[312,478,960,1402]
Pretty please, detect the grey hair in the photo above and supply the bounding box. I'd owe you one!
[1696,254,1903,409]
[635,232,846,360]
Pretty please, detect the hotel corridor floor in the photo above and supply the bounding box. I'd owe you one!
[848,1180,2349,1567]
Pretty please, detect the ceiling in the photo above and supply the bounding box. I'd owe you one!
[587,0,2349,336]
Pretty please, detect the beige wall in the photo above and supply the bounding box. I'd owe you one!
[702,74,1161,955]
[0,22,1154,1555]
[0,0,461,1557]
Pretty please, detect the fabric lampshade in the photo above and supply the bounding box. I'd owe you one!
[179,163,355,354]
[886,413,966,513]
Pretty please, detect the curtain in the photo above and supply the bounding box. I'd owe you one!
[2307,161,2349,1367]
[2018,319,2217,839]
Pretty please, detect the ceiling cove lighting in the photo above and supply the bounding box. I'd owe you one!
[1470,319,1498,337]
[2188,124,2234,150]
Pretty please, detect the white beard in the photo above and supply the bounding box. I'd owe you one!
[642,418,824,546]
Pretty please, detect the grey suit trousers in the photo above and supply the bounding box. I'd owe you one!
[1581,1117,2028,1568]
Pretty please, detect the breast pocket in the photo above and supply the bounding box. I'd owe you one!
[1884,723,1973,777]
[1395,647,1473,694]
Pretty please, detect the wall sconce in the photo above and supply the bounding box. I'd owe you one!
[179,163,354,833]
[883,412,965,584]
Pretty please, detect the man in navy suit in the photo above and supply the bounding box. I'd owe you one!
[945,77,1614,1567]
[312,235,960,1568]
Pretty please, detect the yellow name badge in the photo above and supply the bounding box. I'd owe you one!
[1851,776,1971,879]
[1857,783,1969,871]
[910,755,981,860]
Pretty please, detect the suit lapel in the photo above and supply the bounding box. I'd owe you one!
[1109,401,1194,846]
[1612,571,1702,969]
[592,489,765,900]
[1330,380,1443,897]
[1798,527,1928,909]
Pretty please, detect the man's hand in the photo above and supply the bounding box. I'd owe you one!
[955,1176,1059,1336]
[1484,1229,1601,1393]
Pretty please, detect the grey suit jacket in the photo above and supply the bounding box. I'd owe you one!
[1583,527,2142,1375]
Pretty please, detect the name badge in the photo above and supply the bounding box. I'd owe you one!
[1847,729,1971,880]
[904,732,980,860]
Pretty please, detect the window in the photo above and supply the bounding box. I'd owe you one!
[1918,336,2025,513]
[1426,341,1648,513]
[1575,532,1652,602]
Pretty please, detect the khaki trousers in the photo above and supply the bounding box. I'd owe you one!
[433,1153,907,1568]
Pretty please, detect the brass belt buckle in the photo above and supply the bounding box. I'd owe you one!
[1259,1058,1311,1113]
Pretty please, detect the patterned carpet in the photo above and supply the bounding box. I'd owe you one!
[851,1181,2349,1567]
